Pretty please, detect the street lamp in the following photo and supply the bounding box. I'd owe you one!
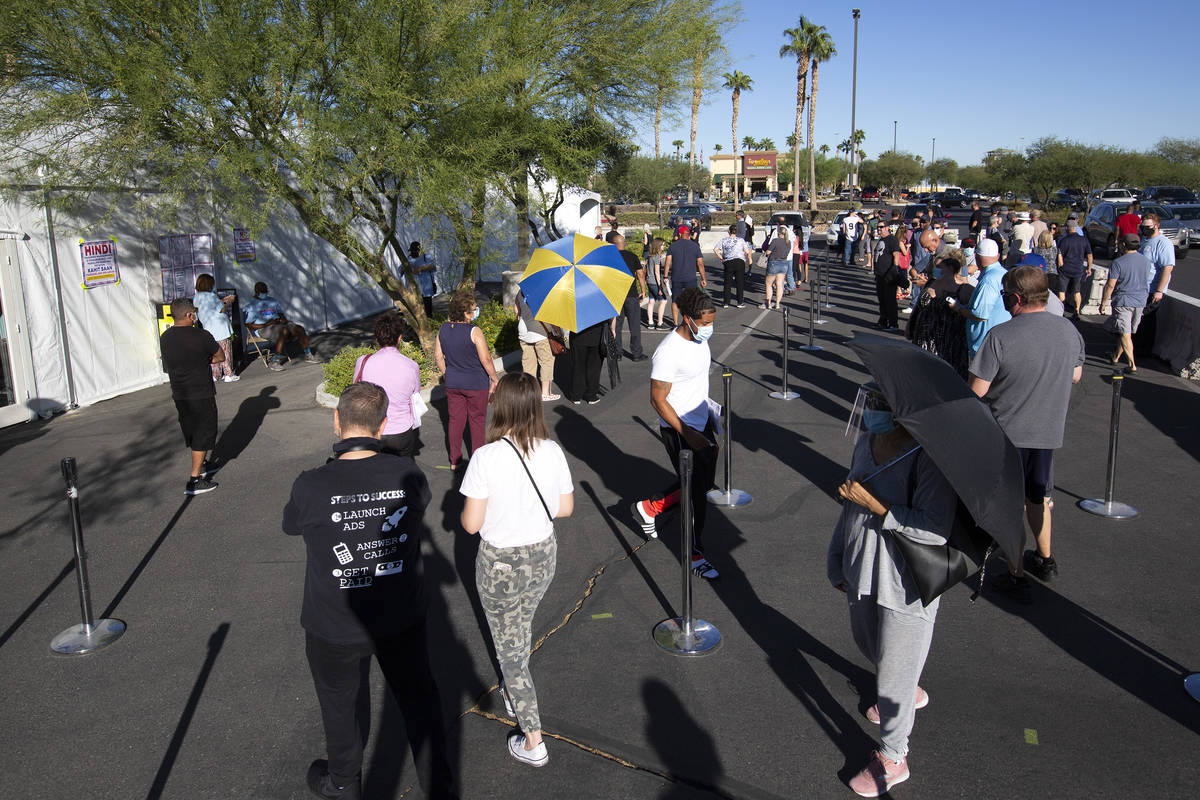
[849,9,861,196]
[930,137,936,191]
[893,120,897,153]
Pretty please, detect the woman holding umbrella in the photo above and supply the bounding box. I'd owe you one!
[828,383,957,798]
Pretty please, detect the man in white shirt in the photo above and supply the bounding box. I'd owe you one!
[630,288,720,579]
[842,208,864,265]
[714,224,754,308]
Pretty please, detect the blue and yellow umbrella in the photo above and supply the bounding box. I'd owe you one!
[518,234,634,332]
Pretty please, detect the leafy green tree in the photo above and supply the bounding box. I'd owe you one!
[862,151,924,199]
[925,158,958,191]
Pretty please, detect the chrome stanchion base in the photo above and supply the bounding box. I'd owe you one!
[1185,673,1200,702]
[50,618,126,656]
[707,488,752,507]
[653,618,721,656]
[800,344,823,351]
[769,389,800,400]
[1077,499,1139,519]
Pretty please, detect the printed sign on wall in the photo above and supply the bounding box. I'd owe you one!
[233,228,256,263]
[158,232,214,302]
[79,237,120,289]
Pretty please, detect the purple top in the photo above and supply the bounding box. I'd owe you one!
[438,322,490,391]
[355,347,421,434]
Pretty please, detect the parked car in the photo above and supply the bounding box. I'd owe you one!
[1140,185,1199,205]
[767,211,809,237]
[667,204,712,231]
[825,210,851,248]
[1049,189,1086,210]
[1087,188,1138,208]
[902,203,950,223]
[859,187,880,201]
[1083,201,1188,258]
[936,188,964,208]
[1168,204,1200,246]
[963,188,983,202]
[747,191,782,204]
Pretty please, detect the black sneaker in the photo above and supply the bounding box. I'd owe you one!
[1023,550,1058,581]
[185,476,218,495]
[305,760,361,799]
[989,572,1032,604]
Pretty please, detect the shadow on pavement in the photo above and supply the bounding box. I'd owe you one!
[101,497,193,619]
[0,558,73,651]
[643,678,725,799]
[208,386,282,473]
[977,576,1200,735]
[146,622,230,800]
[579,480,673,619]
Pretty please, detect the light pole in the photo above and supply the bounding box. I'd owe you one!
[849,9,860,196]
[893,120,897,153]
[930,137,936,191]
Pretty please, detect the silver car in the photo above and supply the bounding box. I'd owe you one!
[1083,201,1188,258]
[1171,204,1200,247]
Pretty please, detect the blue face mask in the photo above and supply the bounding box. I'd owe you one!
[690,320,714,343]
[472,308,480,320]
[256,292,268,300]
[863,409,895,435]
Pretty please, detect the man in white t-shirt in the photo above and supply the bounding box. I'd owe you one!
[630,288,720,579]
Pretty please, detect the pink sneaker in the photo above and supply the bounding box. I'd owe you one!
[865,686,928,724]
[848,750,909,797]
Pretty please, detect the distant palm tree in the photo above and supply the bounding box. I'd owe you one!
[786,133,799,149]
[742,135,756,151]
[781,17,821,211]
[672,139,684,160]
[722,70,753,212]
[806,26,837,212]
[714,143,723,152]
[819,143,830,155]
[759,137,776,151]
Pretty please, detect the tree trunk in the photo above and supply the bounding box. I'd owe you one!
[794,57,809,212]
[807,59,819,213]
[731,89,740,213]
[514,168,531,264]
[688,59,702,205]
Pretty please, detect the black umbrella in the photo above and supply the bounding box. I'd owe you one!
[847,332,1026,600]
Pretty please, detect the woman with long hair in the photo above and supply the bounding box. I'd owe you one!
[459,372,574,767]
[193,273,237,382]
[434,292,498,469]
[645,238,670,329]
[354,311,422,456]
[763,224,791,309]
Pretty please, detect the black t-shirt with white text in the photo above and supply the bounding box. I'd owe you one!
[160,325,219,399]
[283,448,433,644]
[619,249,642,298]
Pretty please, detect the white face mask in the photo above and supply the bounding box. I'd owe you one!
[471,308,480,321]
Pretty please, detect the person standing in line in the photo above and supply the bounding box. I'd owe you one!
[958,238,1010,360]
[907,251,973,379]
[763,224,792,310]
[459,372,574,768]
[1098,234,1153,373]
[829,385,956,798]
[1055,219,1093,318]
[714,223,753,308]
[843,207,864,266]
[800,213,814,282]
[353,311,422,457]
[1032,231,1060,297]
[193,273,238,383]
[160,297,225,495]
[968,200,985,238]
[663,225,706,327]
[611,234,648,361]
[569,318,607,405]
[408,241,437,317]
[1133,211,1176,356]
[630,288,721,580]
[514,291,560,401]
[1115,201,1142,241]
[969,267,1084,601]
[1028,209,1049,246]
[1009,211,1035,262]
[433,292,497,470]
[903,230,940,316]
[645,238,670,330]
[873,222,906,332]
[284,382,457,800]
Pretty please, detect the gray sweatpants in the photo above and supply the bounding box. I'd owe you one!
[847,595,936,762]
[476,535,557,734]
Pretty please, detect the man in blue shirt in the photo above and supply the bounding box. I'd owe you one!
[408,241,437,316]
[959,237,1010,359]
[243,281,319,370]
[1133,212,1176,356]
[1100,234,1153,372]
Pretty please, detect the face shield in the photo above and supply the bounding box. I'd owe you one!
[846,382,893,447]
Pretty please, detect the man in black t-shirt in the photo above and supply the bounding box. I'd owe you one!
[664,226,706,327]
[611,234,647,361]
[283,382,456,800]
[159,297,225,495]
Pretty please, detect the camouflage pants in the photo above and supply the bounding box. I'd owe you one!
[475,534,557,734]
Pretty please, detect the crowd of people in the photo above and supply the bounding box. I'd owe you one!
[148,199,1173,799]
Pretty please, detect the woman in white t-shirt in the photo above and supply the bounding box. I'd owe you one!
[459,372,574,768]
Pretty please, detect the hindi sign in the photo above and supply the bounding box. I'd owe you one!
[79,237,120,289]
[233,228,256,263]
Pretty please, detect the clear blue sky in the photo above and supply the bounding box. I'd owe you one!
[646,0,1199,166]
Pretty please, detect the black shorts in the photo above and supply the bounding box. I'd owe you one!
[1060,274,1084,296]
[173,395,218,451]
[1017,447,1054,505]
[1046,273,1063,294]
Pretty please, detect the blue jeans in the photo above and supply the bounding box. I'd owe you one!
[844,238,856,264]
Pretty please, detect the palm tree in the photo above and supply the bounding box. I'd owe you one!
[819,143,830,155]
[714,143,723,152]
[786,133,799,149]
[759,137,776,151]
[722,70,753,212]
[672,139,684,160]
[742,135,756,151]
[781,17,821,211]
[806,27,837,212]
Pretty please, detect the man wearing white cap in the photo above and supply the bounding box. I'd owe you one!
[957,237,1010,359]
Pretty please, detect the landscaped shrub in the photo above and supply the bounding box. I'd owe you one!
[476,296,518,355]
[322,340,437,397]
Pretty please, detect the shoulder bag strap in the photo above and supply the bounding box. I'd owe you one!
[353,352,373,383]
[502,437,553,522]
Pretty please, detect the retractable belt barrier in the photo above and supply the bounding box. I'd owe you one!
[707,372,751,507]
[769,308,800,401]
[1077,368,1139,520]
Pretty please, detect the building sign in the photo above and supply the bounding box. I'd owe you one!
[742,152,777,174]
[232,228,256,263]
[158,232,214,302]
[79,237,120,289]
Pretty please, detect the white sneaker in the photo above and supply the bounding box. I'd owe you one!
[507,734,548,767]
[901,307,913,315]
[222,375,241,382]
[691,557,719,580]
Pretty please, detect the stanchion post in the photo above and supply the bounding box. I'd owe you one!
[769,308,800,400]
[814,253,827,324]
[822,256,835,308]
[800,272,822,351]
[708,372,751,507]
[654,451,721,655]
[1078,368,1138,519]
[50,457,126,656]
